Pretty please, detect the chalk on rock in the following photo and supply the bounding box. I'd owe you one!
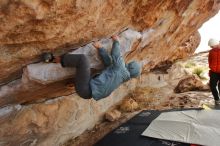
[140,28,155,48]
[0,104,21,117]
[26,63,75,84]
[26,29,141,84]
[70,28,142,69]
[119,28,142,54]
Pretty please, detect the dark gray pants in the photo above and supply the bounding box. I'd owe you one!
[61,54,92,99]
[210,71,220,101]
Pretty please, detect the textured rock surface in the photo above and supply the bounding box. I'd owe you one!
[0,29,140,107]
[0,52,212,146]
[0,0,220,146]
[0,78,138,146]
[0,0,219,85]
[174,75,207,93]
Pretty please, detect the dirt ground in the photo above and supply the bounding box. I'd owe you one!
[63,90,212,146]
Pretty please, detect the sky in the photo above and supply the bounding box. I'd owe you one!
[195,11,220,53]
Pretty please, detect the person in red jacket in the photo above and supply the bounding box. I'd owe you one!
[208,38,220,106]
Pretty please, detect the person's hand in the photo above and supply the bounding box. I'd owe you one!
[93,42,102,49]
[111,35,119,41]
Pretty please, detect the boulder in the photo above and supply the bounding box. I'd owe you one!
[174,75,207,93]
[0,0,219,85]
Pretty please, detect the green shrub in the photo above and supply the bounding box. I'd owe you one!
[185,61,196,68]
[192,67,206,79]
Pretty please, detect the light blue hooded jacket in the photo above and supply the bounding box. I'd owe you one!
[90,41,131,100]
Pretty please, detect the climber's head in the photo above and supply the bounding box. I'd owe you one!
[42,52,54,63]
[126,61,141,78]
[208,38,219,48]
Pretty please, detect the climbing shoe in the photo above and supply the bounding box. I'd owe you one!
[42,52,54,63]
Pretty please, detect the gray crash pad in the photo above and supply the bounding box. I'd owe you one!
[142,110,220,146]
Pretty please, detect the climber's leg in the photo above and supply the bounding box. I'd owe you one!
[61,54,92,99]
[210,71,220,101]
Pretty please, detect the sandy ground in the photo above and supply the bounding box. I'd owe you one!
[63,90,212,146]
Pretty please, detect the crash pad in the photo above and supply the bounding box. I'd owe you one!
[142,110,220,146]
[95,109,201,146]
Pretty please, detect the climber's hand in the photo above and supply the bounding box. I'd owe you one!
[111,35,119,41]
[93,42,102,49]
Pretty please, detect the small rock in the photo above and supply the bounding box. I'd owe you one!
[120,98,139,112]
[105,109,121,122]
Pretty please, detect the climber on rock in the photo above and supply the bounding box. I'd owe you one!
[42,35,141,100]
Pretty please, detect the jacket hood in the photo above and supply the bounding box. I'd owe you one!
[126,61,141,78]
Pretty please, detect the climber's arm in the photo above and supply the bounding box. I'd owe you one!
[111,40,121,60]
[111,35,124,66]
[93,42,112,67]
[99,48,112,67]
